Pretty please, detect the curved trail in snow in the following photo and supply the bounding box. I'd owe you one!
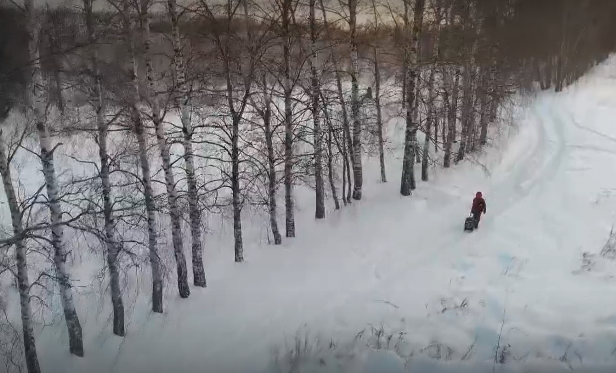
[229,93,575,371]
[360,94,568,299]
[214,93,572,372]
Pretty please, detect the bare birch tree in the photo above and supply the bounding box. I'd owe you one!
[83,0,125,336]
[167,0,206,287]
[320,91,341,210]
[282,0,296,237]
[455,2,475,163]
[139,0,190,298]
[119,0,164,313]
[370,0,386,183]
[196,0,268,261]
[400,0,425,196]
[0,126,41,372]
[422,0,442,181]
[443,0,459,168]
[319,0,353,203]
[249,72,283,244]
[347,0,363,200]
[25,0,84,356]
[309,0,325,219]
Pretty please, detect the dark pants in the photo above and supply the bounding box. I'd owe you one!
[472,211,482,228]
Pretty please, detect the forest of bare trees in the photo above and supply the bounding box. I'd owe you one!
[1,0,616,371]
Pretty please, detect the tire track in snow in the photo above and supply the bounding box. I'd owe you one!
[485,95,567,222]
[571,118,616,144]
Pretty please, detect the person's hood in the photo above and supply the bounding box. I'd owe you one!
[476,192,482,198]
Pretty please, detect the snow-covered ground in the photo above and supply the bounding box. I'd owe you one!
[8,56,616,373]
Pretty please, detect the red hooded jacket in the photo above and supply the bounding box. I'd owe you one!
[471,192,486,214]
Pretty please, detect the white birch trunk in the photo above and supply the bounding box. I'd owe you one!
[123,0,163,313]
[443,5,459,169]
[320,96,341,210]
[318,0,353,203]
[282,0,295,237]
[478,67,489,146]
[167,0,206,287]
[0,129,41,373]
[309,0,325,219]
[400,0,425,196]
[25,0,84,356]
[349,0,363,201]
[261,75,282,244]
[231,111,243,261]
[456,6,480,164]
[140,0,190,298]
[83,0,125,336]
[371,0,386,183]
[423,4,441,182]
[487,39,500,126]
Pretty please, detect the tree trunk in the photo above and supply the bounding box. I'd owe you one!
[37,56,85,360]
[134,109,164,312]
[440,102,446,150]
[167,0,206,287]
[444,64,460,167]
[421,66,431,182]
[375,54,386,184]
[219,43,244,262]
[319,0,353,204]
[456,6,480,164]
[282,0,295,237]
[84,0,125,336]
[413,76,421,166]
[478,71,489,146]
[469,84,479,152]
[124,0,163,313]
[481,35,499,146]
[341,126,349,206]
[310,0,325,219]
[400,0,425,196]
[488,38,501,125]
[141,0,190,298]
[423,1,441,180]
[536,59,547,90]
[349,0,363,200]
[47,30,64,114]
[231,115,243,261]
[421,114,430,181]
[401,64,407,107]
[548,56,554,90]
[321,93,340,210]
[26,0,84,356]
[327,127,340,210]
[434,107,439,154]
[153,116,190,296]
[0,129,41,373]
[456,66,473,163]
[371,0,386,183]
[261,77,282,244]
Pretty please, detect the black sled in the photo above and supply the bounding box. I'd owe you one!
[464,214,476,232]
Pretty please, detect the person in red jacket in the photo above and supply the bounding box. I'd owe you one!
[471,191,487,228]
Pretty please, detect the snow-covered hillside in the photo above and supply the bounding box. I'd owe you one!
[9,55,616,373]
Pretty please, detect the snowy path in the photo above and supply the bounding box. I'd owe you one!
[36,59,616,373]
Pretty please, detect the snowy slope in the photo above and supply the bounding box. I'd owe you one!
[17,56,616,373]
